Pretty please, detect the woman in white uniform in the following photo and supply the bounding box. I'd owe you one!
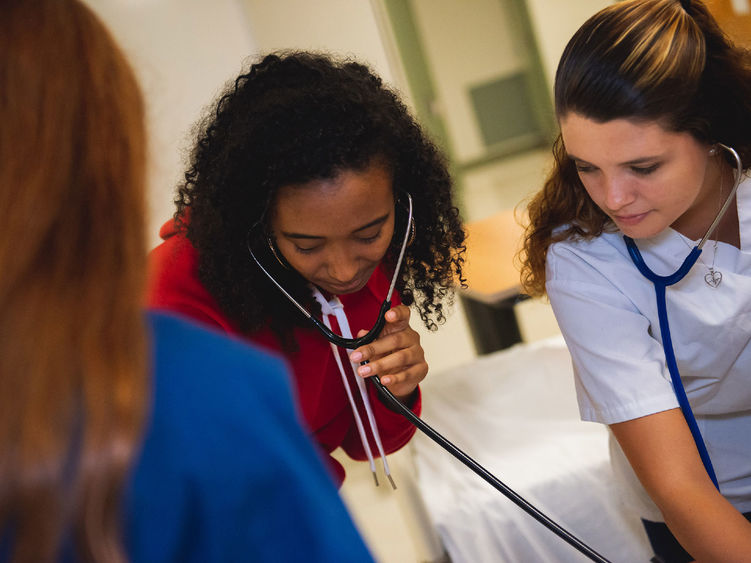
[520,1,751,561]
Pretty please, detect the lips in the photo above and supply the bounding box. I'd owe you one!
[326,279,366,295]
[322,264,378,295]
[613,211,650,226]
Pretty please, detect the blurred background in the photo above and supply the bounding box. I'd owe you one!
[83,1,751,560]
[86,0,619,371]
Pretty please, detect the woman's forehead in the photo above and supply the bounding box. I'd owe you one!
[271,162,394,234]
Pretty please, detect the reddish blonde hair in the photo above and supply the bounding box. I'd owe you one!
[0,0,148,560]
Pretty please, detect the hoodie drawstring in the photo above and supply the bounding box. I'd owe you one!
[312,287,395,489]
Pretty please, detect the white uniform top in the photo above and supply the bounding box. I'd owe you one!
[546,175,751,521]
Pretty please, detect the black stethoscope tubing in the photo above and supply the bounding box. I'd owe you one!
[624,143,744,491]
[249,193,612,562]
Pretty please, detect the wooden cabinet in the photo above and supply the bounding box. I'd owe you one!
[460,209,528,354]
[708,0,751,47]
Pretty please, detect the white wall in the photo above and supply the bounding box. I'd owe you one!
[410,0,525,163]
[85,0,410,246]
[84,0,258,246]
[241,0,398,84]
[82,0,617,369]
[525,0,614,94]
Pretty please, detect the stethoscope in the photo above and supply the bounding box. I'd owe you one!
[249,192,613,563]
[624,143,744,491]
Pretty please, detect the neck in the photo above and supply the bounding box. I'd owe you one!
[713,163,741,248]
[673,159,740,248]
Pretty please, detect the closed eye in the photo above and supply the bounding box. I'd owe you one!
[357,231,382,244]
[291,231,382,254]
[574,161,597,174]
[293,244,322,255]
[631,163,660,175]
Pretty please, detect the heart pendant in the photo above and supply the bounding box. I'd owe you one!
[705,269,722,288]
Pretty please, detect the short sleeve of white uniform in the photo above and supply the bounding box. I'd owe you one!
[545,234,680,424]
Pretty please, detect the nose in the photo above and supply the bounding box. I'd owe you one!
[325,245,359,283]
[601,175,636,211]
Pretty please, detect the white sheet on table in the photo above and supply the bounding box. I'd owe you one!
[411,336,653,563]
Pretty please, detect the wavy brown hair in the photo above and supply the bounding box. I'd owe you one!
[521,0,751,297]
[0,1,148,561]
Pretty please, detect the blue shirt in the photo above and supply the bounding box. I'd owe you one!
[124,311,374,561]
[0,311,375,562]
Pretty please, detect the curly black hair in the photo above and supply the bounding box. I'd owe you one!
[175,51,466,346]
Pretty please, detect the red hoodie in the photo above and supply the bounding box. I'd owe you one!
[147,220,420,485]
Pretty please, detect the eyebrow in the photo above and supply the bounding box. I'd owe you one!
[621,156,662,165]
[281,213,390,240]
[568,154,663,167]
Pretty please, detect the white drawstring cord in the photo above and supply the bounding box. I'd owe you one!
[329,299,395,489]
[312,287,395,488]
[318,312,378,484]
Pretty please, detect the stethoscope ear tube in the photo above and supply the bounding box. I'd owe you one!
[369,377,612,563]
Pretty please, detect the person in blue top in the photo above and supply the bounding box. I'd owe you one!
[128,312,374,562]
[0,0,373,561]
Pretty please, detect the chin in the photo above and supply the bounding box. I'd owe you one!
[620,228,663,240]
[321,280,367,295]
[615,220,667,240]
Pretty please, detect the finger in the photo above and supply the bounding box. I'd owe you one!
[372,347,413,375]
[350,327,416,365]
[382,304,410,329]
[372,364,412,385]
[348,306,415,363]
[349,329,375,363]
[357,339,424,378]
[379,361,428,392]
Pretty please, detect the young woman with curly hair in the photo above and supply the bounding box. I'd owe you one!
[520,0,751,560]
[148,51,466,487]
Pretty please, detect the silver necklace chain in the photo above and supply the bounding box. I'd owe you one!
[678,233,722,288]
[678,161,726,288]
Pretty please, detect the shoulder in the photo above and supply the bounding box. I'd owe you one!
[544,235,679,424]
[547,227,690,293]
[149,220,197,274]
[147,310,291,412]
[147,222,237,332]
[145,311,301,465]
[129,311,374,562]
[547,231,631,280]
[147,221,201,303]
[545,230,658,319]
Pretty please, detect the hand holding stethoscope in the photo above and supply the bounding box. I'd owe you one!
[250,192,427,401]
[350,304,428,402]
